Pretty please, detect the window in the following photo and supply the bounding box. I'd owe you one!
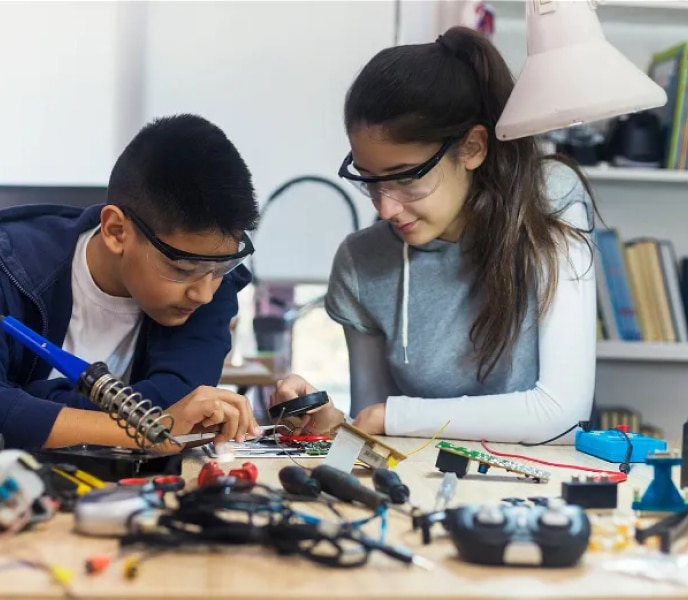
[231,283,351,416]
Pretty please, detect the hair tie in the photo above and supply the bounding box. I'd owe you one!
[436,34,458,55]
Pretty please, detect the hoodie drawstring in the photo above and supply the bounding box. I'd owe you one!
[402,241,409,364]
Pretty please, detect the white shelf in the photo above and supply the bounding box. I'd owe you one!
[584,166,688,184]
[597,341,688,362]
[598,0,688,8]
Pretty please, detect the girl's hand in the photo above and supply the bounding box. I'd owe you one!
[352,403,386,435]
[269,374,345,434]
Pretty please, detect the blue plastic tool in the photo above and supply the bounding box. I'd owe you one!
[0,315,89,384]
[575,429,666,463]
[632,452,687,513]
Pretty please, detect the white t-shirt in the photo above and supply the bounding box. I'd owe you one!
[49,227,142,382]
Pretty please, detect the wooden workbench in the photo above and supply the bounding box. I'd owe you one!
[0,438,685,599]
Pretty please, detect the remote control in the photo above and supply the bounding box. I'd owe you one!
[443,501,590,567]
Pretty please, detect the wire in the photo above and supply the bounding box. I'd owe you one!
[519,422,582,447]
[616,429,633,474]
[405,420,450,457]
[480,441,628,483]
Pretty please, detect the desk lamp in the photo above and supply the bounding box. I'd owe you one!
[495,0,668,141]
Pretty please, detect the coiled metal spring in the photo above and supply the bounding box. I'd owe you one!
[89,373,174,449]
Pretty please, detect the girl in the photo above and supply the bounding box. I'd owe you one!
[270,26,597,443]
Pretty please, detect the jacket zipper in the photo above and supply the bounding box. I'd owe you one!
[0,259,47,384]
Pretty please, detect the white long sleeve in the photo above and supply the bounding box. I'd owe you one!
[345,203,597,444]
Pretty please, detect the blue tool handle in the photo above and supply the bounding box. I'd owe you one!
[0,315,89,384]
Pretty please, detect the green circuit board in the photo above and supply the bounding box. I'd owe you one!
[436,441,551,483]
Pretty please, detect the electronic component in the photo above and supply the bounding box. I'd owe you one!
[0,316,174,448]
[268,391,330,420]
[561,474,618,509]
[0,450,56,530]
[31,444,182,483]
[74,486,163,537]
[324,423,407,473]
[632,450,687,513]
[311,464,387,510]
[575,428,665,464]
[278,466,321,497]
[435,442,550,483]
[373,468,410,504]
[443,501,591,568]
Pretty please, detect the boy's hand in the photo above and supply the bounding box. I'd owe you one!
[165,386,260,447]
[269,374,345,435]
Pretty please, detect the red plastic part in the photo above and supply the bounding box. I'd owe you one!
[198,461,225,487]
[615,424,630,433]
[228,461,258,483]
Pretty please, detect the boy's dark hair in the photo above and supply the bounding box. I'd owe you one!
[344,27,596,382]
[107,114,259,237]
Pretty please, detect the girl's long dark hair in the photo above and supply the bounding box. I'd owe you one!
[344,26,596,381]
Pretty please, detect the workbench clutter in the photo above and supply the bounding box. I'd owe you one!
[4,418,688,595]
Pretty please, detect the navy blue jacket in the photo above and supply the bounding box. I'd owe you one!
[0,204,250,449]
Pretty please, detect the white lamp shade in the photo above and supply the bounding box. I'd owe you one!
[495,0,668,141]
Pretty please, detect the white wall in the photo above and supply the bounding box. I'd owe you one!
[0,1,144,185]
[143,0,388,218]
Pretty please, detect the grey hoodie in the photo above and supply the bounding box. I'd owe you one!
[325,161,596,442]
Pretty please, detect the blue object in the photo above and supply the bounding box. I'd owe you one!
[0,316,89,384]
[632,453,687,513]
[575,429,666,463]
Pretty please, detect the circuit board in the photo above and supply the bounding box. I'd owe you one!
[220,436,332,459]
[435,441,551,483]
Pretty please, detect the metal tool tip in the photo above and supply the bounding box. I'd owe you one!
[412,555,434,571]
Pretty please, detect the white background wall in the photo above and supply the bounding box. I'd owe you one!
[0,0,391,278]
[3,0,688,435]
[0,1,128,184]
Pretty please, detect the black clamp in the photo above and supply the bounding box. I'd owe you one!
[635,509,688,554]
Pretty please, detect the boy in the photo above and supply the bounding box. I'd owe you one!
[0,114,261,450]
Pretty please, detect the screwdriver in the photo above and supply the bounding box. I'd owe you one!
[278,466,321,498]
[311,465,388,510]
[373,468,410,504]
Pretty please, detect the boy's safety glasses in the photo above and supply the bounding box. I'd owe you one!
[337,138,457,204]
[120,207,254,283]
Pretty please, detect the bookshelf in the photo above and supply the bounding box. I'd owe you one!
[597,341,688,362]
[599,1,688,9]
[584,166,688,184]
[492,0,688,440]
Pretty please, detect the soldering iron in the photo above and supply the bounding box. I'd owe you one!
[0,315,175,448]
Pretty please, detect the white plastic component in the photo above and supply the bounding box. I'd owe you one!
[504,541,543,565]
[0,450,47,529]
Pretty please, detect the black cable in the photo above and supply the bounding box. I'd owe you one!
[617,429,632,474]
[251,175,359,284]
[119,482,411,570]
[519,421,589,447]
[519,421,632,474]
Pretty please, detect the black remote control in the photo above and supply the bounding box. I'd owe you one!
[443,501,590,568]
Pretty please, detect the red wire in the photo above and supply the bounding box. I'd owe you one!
[480,440,628,483]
